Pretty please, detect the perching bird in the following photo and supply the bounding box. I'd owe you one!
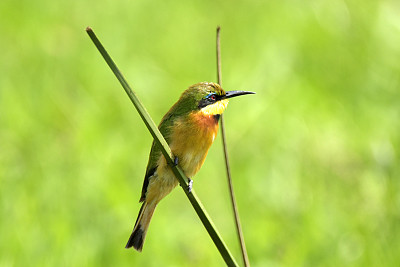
[125,82,254,251]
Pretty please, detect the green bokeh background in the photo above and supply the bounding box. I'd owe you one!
[1,0,399,266]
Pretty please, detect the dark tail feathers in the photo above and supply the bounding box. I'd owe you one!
[125,226,145,251]
[125,202,155,252]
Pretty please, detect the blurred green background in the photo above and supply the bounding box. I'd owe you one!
[1,0,399,266]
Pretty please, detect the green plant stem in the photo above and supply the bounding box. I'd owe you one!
[216,26,250,267]
[86,26,238,267]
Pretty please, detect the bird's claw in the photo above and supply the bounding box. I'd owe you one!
[187,178,193,193]
[173,156,179,166]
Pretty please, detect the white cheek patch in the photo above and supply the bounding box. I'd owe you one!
[200,99,229,115]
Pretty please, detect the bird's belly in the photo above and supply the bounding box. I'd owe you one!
[146,139,210,205]
[179,149,208,177]
[145,167,178,204]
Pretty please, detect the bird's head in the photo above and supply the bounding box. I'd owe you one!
[177,82,255,116]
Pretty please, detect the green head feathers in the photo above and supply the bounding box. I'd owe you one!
[169,82,255,117]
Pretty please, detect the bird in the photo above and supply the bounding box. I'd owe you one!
[125,82,255,251]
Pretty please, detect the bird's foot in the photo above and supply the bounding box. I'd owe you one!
[187,178,193,193]
[173,156,179,166]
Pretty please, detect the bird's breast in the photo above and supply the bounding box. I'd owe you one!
[169,112,220,177]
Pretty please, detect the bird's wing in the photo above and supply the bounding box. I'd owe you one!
[139,111,177,202]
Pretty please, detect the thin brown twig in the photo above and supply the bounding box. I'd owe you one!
[216,26,250,267]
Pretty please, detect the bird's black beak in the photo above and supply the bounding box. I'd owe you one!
[224,90,256,99]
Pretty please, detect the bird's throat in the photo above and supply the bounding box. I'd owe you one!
[200,99,228,116]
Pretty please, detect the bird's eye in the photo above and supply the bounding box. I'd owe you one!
[208,94,216,101]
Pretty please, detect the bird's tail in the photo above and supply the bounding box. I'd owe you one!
[125,201,156,252]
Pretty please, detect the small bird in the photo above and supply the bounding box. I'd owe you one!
[125,82,254,251]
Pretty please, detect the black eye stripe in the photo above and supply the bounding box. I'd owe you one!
[206,93,219,101]
[206,93,214,99]
[198,92,225,109]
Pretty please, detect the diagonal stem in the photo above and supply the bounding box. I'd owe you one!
[86,26,238,267]
[216,26,250,267]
